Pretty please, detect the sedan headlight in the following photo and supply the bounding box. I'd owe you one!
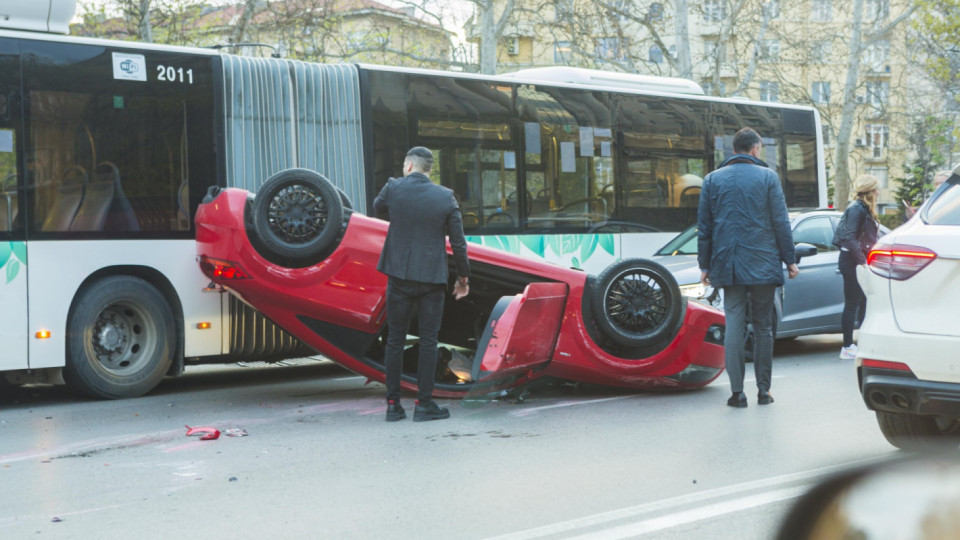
[679,282,707,299]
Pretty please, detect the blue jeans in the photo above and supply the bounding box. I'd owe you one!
[384,277,446,402]
[723,284,776,394]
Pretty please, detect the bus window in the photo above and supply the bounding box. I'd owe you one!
[21,41,216,236]
[404,75,517,234]
[617,96,708,233]
[0,39,20,235]
[519,85,614,232]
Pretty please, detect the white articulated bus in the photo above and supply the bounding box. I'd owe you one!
[0,4,825,398]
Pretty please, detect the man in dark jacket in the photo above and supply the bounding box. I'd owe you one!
[697,128,799,408]
[374,146,471,422]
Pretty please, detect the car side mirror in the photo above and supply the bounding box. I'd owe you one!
[777,455,960,540]
[794,242,818,265]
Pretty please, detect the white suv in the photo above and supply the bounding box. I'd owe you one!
[857,168,960,450]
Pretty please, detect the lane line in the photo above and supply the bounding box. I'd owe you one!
[486,454,894,540]
[568,485,809,539]
[509,396,634,417]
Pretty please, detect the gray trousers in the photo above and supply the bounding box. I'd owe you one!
[723,284,776,394]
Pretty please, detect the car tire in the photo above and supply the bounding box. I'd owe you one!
[591,258,682,348]
[251,168,344,266]
[63,276,175,399]
[876,411,960,450]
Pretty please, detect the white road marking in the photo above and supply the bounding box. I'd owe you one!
[332,376,365,381]
[486,455,894,540]
[568,485,809,539]
[509,396,634,417]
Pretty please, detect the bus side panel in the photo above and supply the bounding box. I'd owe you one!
[0,241,28,371]
[26,240,222,369]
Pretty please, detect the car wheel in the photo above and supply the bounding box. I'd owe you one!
[251,168,344,265]
[876,411,960,450]
[64,276,175,399]
[591,258,682,348]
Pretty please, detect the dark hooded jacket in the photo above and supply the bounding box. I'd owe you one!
[832,199,879,265]
[697,154,795,288]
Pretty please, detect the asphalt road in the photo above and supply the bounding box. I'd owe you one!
[0,334,899,539]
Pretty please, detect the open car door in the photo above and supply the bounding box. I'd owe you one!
[465,282,568,402]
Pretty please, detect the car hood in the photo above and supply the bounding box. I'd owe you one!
[649,254,701,286]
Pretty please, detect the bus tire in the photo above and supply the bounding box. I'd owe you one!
[64,276,175,399]
[591,259,682,348]
[252,168,344,265]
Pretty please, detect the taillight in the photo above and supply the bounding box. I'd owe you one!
[862,359,912,372]
[867,244,936,280]
[199,256,251,280]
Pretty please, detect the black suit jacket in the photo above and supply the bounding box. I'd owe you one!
[374,172,470,284]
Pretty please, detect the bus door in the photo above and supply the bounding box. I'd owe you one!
[0,38,27,371]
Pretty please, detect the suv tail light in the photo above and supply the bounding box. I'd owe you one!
[867,244,936,280]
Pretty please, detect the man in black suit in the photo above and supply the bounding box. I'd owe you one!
[374,146,471,422]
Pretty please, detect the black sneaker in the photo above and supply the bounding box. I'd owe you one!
[758,391,774,405]
[414,400,450,422]
[386,399,406,422]
[727,392,747,408]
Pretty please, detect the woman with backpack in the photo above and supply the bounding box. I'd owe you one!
[833,174,881,360]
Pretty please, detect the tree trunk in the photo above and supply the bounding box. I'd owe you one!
[478,0,497,74]
[672,0,692,78]
[833,0,865,211]
[138,0,152,43]
[232,0,260,50]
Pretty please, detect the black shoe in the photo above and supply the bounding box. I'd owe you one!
[758,391,774,405]
[414,400,450,422]
[386,399,406,422]
[727,392,747,408]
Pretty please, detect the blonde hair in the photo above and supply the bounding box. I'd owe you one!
[853,174,879,221]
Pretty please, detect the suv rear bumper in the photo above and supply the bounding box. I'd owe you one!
[860,366,960,417]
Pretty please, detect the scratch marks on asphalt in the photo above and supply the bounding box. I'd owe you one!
[426,430,541,442]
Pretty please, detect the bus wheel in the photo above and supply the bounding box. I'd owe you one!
[591,259,682,348]
[64,276,174,399]
[251,168,344,266]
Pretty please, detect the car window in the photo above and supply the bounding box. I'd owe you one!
[656,226,698,255]
[924,181,960,226]
[792,216,836,252]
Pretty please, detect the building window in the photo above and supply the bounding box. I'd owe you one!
[812,0,832,22]
[648,46,664,64]
[863,40,890,72]
[759,39,780,62]
[648,2,664,21]
[866,0,889,22]
[865,124,889,159]
[763,0,781,19]
[595,37,624,61]
[704,39,726,62]
[811,40,832,63]
[865,167,889,189]
[866,81,889,108]
[822,125,832,147]
[812,81,830,103]
[703,0,727,23]
[554,41,572,63]
[554,0,574,21]
[759,81,779,102]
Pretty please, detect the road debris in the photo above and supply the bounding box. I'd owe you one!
[184,425,220,440]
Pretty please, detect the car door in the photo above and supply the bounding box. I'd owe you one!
[465,282,567,400]
[779,215,844,335]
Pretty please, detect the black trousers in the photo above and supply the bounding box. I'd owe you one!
[838,250,866,347]
[384,277,446,402]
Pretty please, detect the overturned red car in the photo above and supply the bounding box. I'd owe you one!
[195,170,726,399]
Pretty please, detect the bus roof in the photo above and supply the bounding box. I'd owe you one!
[499,66,705,95]
[0,0,77,34]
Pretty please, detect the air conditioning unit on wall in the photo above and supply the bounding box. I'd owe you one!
[855,138,866,147]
